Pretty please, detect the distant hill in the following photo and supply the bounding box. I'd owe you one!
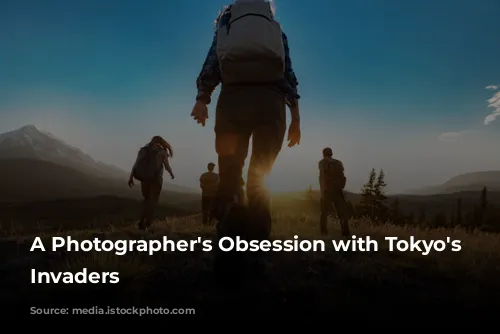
[407,171,500,195]
[0,125,193,193]
[0,158,199,208]
[275,188,500,218]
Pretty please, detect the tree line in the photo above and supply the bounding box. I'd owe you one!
[305,169,500,233]
[355,169,500,232]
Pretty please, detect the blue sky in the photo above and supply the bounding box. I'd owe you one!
[1,0,499,193]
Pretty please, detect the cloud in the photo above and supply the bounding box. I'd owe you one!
[484,86,500,125]
[438,129,474,141]
[486,85,498,90]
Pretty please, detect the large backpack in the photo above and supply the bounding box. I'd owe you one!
[324,159,347,190]
[133,146,161,182]
[216,1,285,85]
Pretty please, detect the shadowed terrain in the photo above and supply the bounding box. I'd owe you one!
[1,199,499,317]
[1,126,499,318]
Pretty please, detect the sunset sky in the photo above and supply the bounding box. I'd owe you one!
[1,0,499,193]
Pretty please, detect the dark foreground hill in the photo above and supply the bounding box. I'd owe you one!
[0,158,199,205]
[1,211,499,319]
[0,196,197,236]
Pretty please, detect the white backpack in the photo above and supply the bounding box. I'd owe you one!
[216,1,286,84]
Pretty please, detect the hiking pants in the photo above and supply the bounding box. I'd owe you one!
[214,85,286,240]
[320,189,350,236]
[140,180,162,228]
[201,195,215,224]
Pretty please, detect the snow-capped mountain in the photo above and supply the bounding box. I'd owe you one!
[0,125,126,179]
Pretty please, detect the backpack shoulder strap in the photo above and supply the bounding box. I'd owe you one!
[331,159,344,172]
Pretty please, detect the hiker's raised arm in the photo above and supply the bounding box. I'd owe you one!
[162,152,174,179]
[195,33,221,105]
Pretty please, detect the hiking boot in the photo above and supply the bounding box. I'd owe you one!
[213,201,251,287]
[340,220,350,238]
[320,222,328,236]
[138,221,147,231]
[138,220,152,232]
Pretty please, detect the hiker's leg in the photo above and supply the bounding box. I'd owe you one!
[319,193,330,235]
[246,106,286,240]
[208,196,216,223]
[214,89,252,222]
[139,182,151,229]
[214,132,250,221]
[333,190,350,237]
[144,181,162,228]
[212,131,251,285]
[201,196,209,224]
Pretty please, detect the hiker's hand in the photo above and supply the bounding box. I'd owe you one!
[170,174,175,180]
[128,178,134,188]
[287,119,301,147]
[191,101,208,127]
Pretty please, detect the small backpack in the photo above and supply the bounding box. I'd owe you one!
[324,159,347,190]
[216,1,285,85]
[133,146,161,182]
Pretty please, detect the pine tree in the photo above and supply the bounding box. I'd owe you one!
[374,169,387,202]
[456,197,462,226]
[361,168,376,199]
[477,186,488,227]
[431,212,446,228]
[480,186,488,212]
[450,211,456,227]
[360,168,377,218]
[417,206,426,225]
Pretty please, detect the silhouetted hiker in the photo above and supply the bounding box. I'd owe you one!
[128,136,175,231]
[319,147,350,237]
[191,0,301,282]
[200,162,220,225]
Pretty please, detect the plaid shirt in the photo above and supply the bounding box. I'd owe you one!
[195,6,300,108]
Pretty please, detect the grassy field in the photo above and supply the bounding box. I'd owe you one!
[2,200,500,317]
[0,196,198,237]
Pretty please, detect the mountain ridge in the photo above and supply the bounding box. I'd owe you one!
[405,170,500,195]
[0,125,194,193]
[0,158,199,205]
[0,125,124,179]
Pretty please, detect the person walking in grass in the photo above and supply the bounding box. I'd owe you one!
[190,0,301,282]
[128,136,174,231]
[200,162,219,225]
[318,147,350,237]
